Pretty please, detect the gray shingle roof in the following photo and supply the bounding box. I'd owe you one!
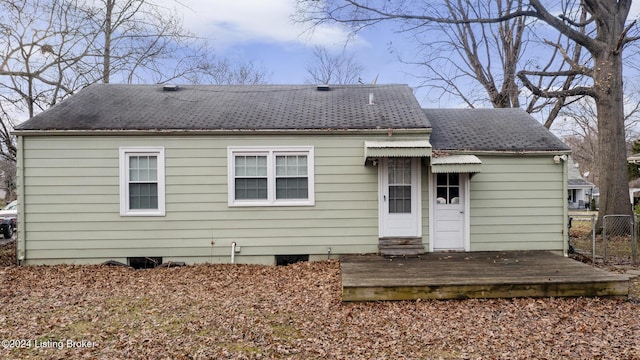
[16,84,570,154]
[424,108,570,152]
[15,84,430,131]
[568,179,593,187]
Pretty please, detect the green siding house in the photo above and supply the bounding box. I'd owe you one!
[13,84,570,265]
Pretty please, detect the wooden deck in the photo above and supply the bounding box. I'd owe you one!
[341,251,632,301]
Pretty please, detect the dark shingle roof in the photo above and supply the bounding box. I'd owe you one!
[425,108,569,152]
[16,84,570,153]
[16,84,430,131]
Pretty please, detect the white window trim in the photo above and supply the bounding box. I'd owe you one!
[119,146,166,216]
[228,146,315,207]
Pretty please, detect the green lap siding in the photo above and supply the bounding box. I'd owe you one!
[17,134,413,265]
[16,134,566,265]
[469,156,566,252]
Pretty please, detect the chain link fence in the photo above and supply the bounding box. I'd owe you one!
[569,214,638,265]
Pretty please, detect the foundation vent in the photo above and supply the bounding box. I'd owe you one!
[128,257,163,269]
[275,255,309,266]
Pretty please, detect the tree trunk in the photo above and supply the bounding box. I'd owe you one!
[594,51,631,228]
[102,0,113,84]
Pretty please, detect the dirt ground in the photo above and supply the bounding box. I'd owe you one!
[1,242,639,359]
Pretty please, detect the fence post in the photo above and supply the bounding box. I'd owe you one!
[603,215,608,264]
[634,214,638,265]
[591,213,596,264]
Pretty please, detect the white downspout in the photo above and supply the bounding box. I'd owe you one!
[231,242,236,264]
[562,155,569,257]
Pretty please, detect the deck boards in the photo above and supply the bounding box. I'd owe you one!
[341,251,631,301]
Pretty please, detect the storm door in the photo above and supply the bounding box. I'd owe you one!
[379,158,421,237]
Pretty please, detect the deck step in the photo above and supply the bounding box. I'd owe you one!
[379,246,425,257]
[378,238,425,256]
[378,237,423,246]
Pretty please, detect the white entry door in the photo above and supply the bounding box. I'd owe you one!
[379,158,421,238]
[433,173,467,251]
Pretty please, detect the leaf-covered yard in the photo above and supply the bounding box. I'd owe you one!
[1,247,639,360]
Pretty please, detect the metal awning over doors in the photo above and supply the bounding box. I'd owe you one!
[364,140,432,164]
[431,154,482,174]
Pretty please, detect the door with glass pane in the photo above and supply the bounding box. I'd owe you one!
[433,173,466,250]
[379,158,421,237]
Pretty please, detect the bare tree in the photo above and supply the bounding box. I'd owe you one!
[0,158,16,202]
[560,93,640,188]
[305,46,365,84]
[185,57,270,85]
[89,0,271,86]
[0,0,269,155]
[94,0,208,84]
[0,0,96,118]
[0,0,269,106]
[300,0,588,126]
[0,106,17,162]
[409,0,527,109]
[0,0,270,193]
[0,0,97,160]
[522,1,638,224]
[296,0,639,223]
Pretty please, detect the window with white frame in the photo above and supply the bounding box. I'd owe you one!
[228,146,314,206]
[119,147,165,216]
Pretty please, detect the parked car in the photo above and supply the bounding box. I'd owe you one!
[0,200,17,239]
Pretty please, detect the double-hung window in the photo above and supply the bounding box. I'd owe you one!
[119,147,165,216]
[228,146,314,206]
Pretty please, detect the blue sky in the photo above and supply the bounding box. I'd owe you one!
[165,0,640,111]
[165,0,427,101]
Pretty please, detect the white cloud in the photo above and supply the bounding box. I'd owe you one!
[163,0,367,50]
[631,2,640,21]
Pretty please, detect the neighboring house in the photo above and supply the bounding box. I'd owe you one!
[0,170,7,202]
[13,84,571,266]
[567,157,594,209]
[592,187,600,210]
[628,154,640,205]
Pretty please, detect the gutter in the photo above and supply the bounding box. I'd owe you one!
[436,149,572,156]
[12,127,432,137]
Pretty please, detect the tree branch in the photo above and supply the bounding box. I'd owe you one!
[321,0,539,26]
[617,19,637,53]
[518,70,596,98]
